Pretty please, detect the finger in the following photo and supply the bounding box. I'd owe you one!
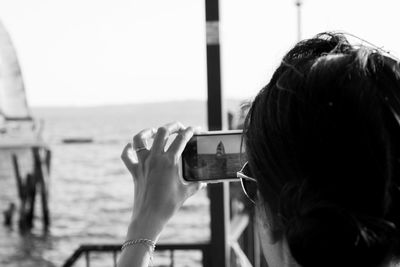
[167,126,194,156]
[152,122,185,154]
[121,143,138,174]
[133,128,156,162]
[133,128,155,149]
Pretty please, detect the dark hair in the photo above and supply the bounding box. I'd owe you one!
[244,32,400,267]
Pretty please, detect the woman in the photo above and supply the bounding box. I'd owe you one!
[118,33,400,267]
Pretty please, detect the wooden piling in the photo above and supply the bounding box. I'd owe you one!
[44,148,51,175]
[26,173,36,229]
[12,154,23,200]
[10,147,51,232]
[12,154,28,231]
[32,147,50,231]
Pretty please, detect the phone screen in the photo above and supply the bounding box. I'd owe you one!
[181,131,246,182]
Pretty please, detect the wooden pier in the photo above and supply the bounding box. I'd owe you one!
[9,145,51,232]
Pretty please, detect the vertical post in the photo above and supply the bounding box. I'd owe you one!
[170,250,174,267]
[206,0,223,131]
[12,155,23,200]
[205,0,230,267]
[295,0,302,41]
[85,251,90,267]
[113,251,117,267]
[202,248,210,267]
[32,147,50,230]
[26,174,37,229]
[45,149,52,175]
[12,154,27,231]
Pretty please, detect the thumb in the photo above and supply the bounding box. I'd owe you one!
[186,182,207,198]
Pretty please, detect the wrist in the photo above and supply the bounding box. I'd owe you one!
[126,216,166,242]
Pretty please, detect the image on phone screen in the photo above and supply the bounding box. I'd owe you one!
[182,132,246,182]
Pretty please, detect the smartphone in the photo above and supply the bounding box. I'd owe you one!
[181,130,246,182]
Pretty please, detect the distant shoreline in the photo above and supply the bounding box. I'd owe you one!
[31,98,248,110]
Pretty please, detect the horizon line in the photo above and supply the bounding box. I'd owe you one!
[30,98,250,109]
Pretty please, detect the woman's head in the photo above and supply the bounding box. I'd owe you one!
[244,32,400,267]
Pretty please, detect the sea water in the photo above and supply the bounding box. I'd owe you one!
[0,101,241,267]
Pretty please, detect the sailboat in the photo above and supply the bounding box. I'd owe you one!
[216,141,226,157]
[0,20,43,148]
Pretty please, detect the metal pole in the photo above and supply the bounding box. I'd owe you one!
[206,0,223,131]
[205,0,230,266]
[296,0,302,41]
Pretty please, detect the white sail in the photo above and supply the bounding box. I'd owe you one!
[0,20,31,120]
[0,20,43,148]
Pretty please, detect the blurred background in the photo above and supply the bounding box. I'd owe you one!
[0,0,399,266]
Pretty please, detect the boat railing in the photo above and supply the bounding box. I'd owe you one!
[62,212,268,267]
[62,243,211,267]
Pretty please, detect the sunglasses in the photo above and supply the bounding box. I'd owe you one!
[236,162,258,204]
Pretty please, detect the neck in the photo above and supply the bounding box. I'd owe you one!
[264,238,298,267]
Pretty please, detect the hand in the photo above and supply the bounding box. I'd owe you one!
[121,122,203,241]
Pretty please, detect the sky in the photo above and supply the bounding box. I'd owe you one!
[197,134,241,154]
[0,0,399,107]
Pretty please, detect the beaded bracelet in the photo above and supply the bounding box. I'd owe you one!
[121,238,156,253]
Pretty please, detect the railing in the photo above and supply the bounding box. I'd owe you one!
[62,243,211,267]
[62,213,268,267]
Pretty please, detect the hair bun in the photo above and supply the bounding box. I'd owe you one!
[286,205,396,267]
